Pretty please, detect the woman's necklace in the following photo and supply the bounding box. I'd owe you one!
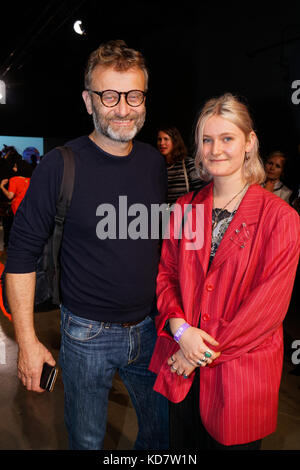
[212,183,248,230]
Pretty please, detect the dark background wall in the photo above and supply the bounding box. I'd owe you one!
[0,1,299,189]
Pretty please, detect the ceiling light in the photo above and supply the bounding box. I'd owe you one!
[73,20,85,36]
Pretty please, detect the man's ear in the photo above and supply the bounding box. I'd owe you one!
[82,90,93,115]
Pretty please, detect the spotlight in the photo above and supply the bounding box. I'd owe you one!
[73,20,85,36]
[0,80,6,104]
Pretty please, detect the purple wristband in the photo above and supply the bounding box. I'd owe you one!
[174,322,191,343]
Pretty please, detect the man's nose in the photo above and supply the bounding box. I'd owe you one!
[115,94,131,116]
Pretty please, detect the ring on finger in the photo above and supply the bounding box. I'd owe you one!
[170,355,175,362]
[171,364,177,371]
[204,350,212,358]
[197,359,205,366]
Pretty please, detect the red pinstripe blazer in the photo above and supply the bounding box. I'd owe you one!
[149,183,300,445]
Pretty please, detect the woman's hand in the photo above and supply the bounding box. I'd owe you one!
[167,349,196,378]
[176,325,221,366]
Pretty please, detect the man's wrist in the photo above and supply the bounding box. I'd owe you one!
[16,331,38,349]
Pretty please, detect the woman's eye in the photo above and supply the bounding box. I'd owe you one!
[203,138,211,143]
[223,136,232,142]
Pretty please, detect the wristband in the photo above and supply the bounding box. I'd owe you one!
[174,322,191,343]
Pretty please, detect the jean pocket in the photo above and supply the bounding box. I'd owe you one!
[63,314,103,342]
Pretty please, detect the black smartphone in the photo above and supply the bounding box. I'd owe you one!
[40,363,58,392]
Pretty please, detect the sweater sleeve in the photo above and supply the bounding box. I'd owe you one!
[5,149,63,273]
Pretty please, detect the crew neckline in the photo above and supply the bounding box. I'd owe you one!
[86,135,135,161]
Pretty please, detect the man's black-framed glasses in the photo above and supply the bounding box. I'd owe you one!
[88,89,146,107]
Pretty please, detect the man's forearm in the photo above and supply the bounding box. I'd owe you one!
[5,272,37,346]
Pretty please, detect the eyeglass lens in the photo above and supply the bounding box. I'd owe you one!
[101,90,144,107]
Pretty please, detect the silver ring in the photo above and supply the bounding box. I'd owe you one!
[171,364,177,371]
[197,359,205,366]
[170,355,175,362]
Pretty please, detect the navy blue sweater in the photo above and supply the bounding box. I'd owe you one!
[6,136,167,322]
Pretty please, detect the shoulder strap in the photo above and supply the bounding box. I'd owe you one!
[55,146,75,224]
[51,146,75,304]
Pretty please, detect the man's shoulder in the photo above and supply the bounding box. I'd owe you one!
[37,136,87,170]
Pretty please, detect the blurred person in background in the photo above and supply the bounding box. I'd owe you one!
[157,125,205,205]
[0,160,33,215]
[262,151,292,203]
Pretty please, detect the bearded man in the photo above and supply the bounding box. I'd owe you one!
[4,40,168,450]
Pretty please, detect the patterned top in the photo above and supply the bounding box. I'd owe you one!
[210,208,236,266]
[167,157,205,205]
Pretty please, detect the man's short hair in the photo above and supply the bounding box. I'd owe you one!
[84,39,149,90]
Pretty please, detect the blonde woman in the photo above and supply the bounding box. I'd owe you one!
[150,93,300,450]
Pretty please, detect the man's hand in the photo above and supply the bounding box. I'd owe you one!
[17,338,56,393]
[5,272,55,393]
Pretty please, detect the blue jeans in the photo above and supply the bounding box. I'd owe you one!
[59,305,169,450]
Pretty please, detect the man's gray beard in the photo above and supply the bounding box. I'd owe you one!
[92,107,146,143]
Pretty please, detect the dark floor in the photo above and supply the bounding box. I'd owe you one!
[0,230,299,450]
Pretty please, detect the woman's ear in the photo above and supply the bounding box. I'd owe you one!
[245,131,257,153]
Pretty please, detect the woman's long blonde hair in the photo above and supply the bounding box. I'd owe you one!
[194,93,265,184]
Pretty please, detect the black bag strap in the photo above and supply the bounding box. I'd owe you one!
[55,146,75,225]
[51,146,75,304]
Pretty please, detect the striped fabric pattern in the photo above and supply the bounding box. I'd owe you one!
[166,157,205,205]
[149,183,300,445]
